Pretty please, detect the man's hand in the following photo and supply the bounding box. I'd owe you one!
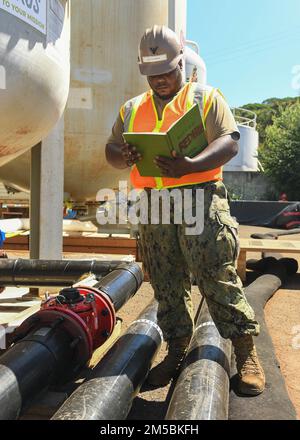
[121,143,142,167]
[154,151,194,178]
[154,135,239,177]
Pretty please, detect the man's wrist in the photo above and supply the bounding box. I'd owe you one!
[189,156,204,173]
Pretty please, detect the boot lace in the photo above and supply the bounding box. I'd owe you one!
[240,351,262,375]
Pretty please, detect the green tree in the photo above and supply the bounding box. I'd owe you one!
[260,102,300,200]
[240,97,299,147]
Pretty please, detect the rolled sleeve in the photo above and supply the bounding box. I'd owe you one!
[107,112,125,146]
[205,92,240,144]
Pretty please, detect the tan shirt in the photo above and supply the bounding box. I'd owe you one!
[107,87,240,146]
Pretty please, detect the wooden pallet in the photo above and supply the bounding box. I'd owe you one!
[0,287,41,327]
[3,232,140,258]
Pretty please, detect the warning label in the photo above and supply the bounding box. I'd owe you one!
[0,0,47,35]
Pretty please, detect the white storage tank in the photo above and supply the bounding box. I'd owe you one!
[0,0,190,201]
[224,108,259,172]
[0,0,71,167]
[185,43,207,85]
[64,0,171,200]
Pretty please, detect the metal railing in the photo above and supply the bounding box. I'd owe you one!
[232,107,257,129]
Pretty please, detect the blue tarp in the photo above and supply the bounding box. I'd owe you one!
[0,230,5,247]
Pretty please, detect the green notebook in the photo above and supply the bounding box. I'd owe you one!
[123,103,208,177]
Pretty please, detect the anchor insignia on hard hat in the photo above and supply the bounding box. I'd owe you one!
[150,47,158,54]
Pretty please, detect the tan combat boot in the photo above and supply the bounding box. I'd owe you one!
[147,336,191,387]
[232,335,265,396]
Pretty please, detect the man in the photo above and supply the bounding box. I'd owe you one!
[106,25,265,395]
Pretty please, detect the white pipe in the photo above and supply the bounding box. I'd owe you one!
[0,218,29,233]
[0,219,99,234]
[62,220,98,233]
[185,40,199,54]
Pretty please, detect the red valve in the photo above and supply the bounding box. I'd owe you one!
[14,285,116,368]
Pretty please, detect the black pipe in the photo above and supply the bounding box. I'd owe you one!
[0,263,143,420]
[246,257,298,277]
[0,323,74,420]
[52,301,163,420]
[92,262,143,311]
[229,261,297,420]
[0,258,129,286]
[166,259,299,420]
[0,251,6,293]
[166,300,231,420]
[251,228,300,240]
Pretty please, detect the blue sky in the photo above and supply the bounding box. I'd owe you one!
[187,0,300,107]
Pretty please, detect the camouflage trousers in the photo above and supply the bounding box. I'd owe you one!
[138,181,260,341]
